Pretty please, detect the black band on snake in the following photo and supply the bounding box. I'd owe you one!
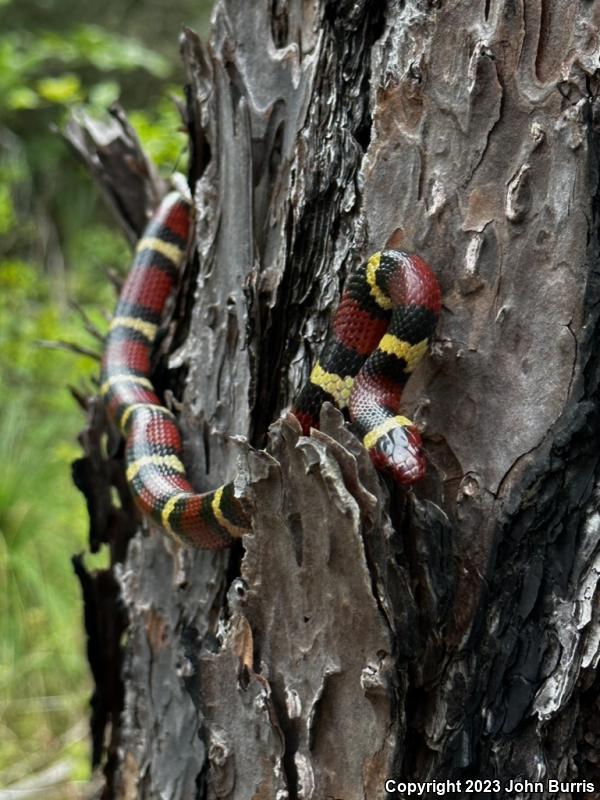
[101,191,441,549]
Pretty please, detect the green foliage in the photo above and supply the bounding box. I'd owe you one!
[0,184,16,235]
[0,186,122,785]
[0,0,213,790]
[0,258,97,783]
[129,95,188,170]
[0,25,171,113]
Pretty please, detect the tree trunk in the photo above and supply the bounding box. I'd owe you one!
[67,1,600,798]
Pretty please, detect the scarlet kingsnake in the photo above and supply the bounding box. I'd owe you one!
[100,191,441,549]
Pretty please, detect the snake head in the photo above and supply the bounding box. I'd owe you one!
[368,424,425,485]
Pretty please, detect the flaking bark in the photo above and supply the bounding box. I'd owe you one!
[68,1,600,798]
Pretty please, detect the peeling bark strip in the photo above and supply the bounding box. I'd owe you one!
[66,0,600,798]
[196,408,399,799]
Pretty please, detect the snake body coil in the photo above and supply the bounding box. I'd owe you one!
[101,192,441,549]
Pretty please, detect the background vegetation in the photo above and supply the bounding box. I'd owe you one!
[0,0,212,795]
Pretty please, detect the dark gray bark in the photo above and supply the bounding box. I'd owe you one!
[68,1,600,798]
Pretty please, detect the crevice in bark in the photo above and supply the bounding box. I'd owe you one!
[249,3,385,447]
[65,1,600,796]
[270,0,290,49]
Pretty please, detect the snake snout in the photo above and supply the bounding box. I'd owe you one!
[369,424,425,485]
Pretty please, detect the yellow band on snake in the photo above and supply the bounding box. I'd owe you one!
[309,362,354,408]
[366,252,393,310]
[126,454,186,482]
[377,335,429,373]
[363,415,414,450]
[136,236,184,265]
[211,486,246,539]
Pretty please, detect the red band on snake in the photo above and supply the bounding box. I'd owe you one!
[101,192,441,549]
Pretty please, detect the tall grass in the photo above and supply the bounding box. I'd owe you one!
[0,21,190,790]
[0,399,88,784]
[0,253,120,788]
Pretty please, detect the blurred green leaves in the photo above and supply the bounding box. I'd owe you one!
[1,25,171,113]
[130,98,188,170]
[0,0,213,789]
[36,74,84,105]
[0,184,16,234]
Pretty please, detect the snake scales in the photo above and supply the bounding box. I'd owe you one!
[100,191,441,549]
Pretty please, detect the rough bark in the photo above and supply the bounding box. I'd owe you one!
[68,1,600,798]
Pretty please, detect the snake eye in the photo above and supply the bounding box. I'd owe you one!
[368,424,425,485]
